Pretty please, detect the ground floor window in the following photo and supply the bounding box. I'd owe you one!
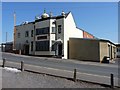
[51,41,56,51]
[31,41,33,51]
[36,40,49,51]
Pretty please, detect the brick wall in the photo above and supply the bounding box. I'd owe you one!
[83,31,94,39]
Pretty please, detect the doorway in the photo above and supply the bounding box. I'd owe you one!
[58,44,62,56]
[25,45,29,55]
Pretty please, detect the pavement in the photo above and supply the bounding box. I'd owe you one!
[2,68,104,88]
[1,52,120,87]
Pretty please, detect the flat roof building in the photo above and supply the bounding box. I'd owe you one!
[69,38,116,62]
[116,44,120,58]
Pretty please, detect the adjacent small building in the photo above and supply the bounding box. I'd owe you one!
[1,42,13,52]
[69,38,116,62]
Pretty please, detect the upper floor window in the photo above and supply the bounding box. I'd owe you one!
[18,33,20,38]
[25,31,29,37]
[31,30,34,37]
[37,36,47,40]
[36,27,49,35]
[117,48,120,52]
[117,48,118,52]
[52,27,55,33]
[58,25,61,34]
[52,21,56,25]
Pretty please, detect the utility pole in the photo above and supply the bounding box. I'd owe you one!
[13,11,16,50]
[14,12,16,27]
[6,32,7,43]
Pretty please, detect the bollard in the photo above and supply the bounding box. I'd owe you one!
[21,61,24,71]
[19,50,21,55]
[73,68,77,82]
[110,74,114,88]
[2,58,6,68]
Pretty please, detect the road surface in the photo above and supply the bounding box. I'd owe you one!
[1,52,119,78]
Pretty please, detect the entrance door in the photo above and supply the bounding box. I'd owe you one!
[58,44,62,56]
[25,45,29,55]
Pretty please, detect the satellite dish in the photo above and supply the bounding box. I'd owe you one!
[25,21,28,24]
[35,16,40,20]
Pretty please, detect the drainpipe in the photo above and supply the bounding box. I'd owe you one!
[33,23,36,55]
[55,20,58,56]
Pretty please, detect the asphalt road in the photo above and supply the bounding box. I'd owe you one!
[1,52,119,78]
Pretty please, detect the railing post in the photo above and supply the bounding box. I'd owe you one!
[2,58,6,68]
[21,61,24,71]
[110,73,114,88]
[73,68,77,82]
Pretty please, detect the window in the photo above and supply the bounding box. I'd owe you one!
[31,41,33,51]
[117,48,118,52]
[18,33,20,38]
[36,41,49,51]
[37,36,47,40]
[26,40,29,43]
[51,41,56,51]
[117,48,120,52]
[25,31,29,37]
[52,27,55,33]
[52,21,56,24]
[58,25,61,34]
[36,27,49,35]
[31,30,33,37]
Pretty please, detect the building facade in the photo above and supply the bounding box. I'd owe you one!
[14,11,94,59]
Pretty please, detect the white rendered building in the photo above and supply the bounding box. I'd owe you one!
[14,11,90,59]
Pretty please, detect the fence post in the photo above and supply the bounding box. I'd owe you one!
[2,58,6,68]
[73,68,77,82]
[110,73,114,88]
[21,61,24,71]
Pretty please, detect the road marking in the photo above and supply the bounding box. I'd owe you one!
[3,52,118,68]
[26,63,114,79]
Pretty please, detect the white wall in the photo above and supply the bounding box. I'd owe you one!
[15,23,34,54]
[49,19,56,54]
[63,12,83,59]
